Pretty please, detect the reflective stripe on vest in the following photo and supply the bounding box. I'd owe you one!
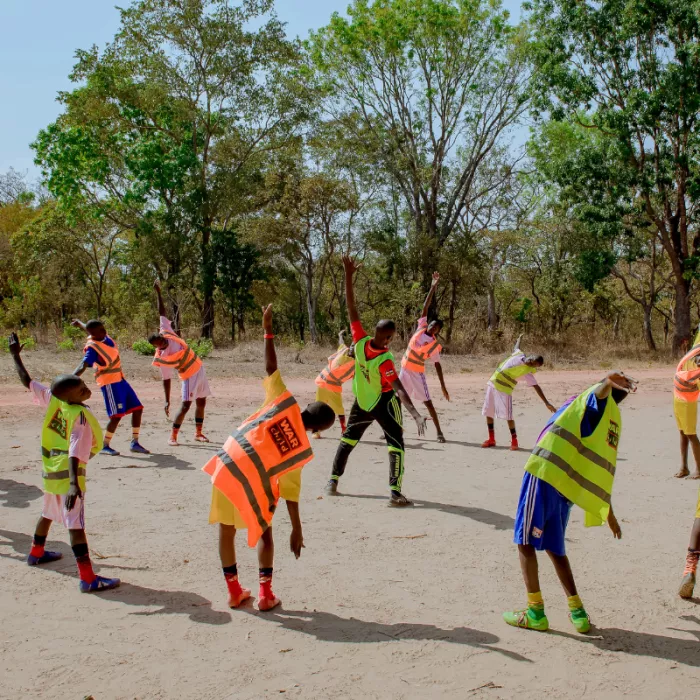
[315,346,355,392]
[401,326,442,374]
[489,352,534,395]
[202,391,313,547]
[524,385,620,526]
[84,339,123,387]
[674,346,700,402]
[352,336,394,412]
[41,397,102,495]
[152,331,202,380]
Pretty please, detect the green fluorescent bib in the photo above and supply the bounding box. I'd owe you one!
[489,351,536,395]
[352,336,394,411]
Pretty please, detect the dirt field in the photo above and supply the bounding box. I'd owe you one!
[1,348,699,699]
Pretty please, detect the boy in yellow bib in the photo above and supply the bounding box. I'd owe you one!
[9,333,120,593]
[505,371,636,634]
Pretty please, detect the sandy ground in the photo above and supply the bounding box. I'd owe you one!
[1,349,700,699]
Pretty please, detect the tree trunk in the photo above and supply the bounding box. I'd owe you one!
[487,284,498,331]
[673,276,692,354]
[231,310,236,342]
[447,279,458,343]
[642,306,656,351]
[237,310,245,337]
[305,273,318,344]
[171,298,182,336]
[200,227,215,339]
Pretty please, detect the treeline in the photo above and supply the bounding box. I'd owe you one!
[1,0,699,354]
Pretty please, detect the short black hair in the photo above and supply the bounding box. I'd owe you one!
[301,401,336,432]
[429,318,444,329]
[51,374,83,400]
[148,333,162,345]
[611,388,629,404]
[531,354,544,365]
[376,319,396,333]
[86,319,104,332]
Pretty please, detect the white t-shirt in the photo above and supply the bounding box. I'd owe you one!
[412,317,441,364]
[157,316,183,380]
[499,354,538,386]
[31,381,94,464]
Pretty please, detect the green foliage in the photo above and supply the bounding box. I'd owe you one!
[187,337,214,359]
[132,339,155,356]
[0,335,35,352]
[57,338,75,351]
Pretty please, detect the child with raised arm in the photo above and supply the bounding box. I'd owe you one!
[72,319,149,455]
[9,333,120,593]
[312,329,355,438]
[398,272,451,442]
[482,334,555,450]
[203,305,335,610]
[504,372,636,633]
[325,256,427,507]
[672,343,700,479]
[149,281,211,445]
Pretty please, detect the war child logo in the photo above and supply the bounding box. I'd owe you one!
[269,417,301,456]
[607,420,620,449]
[47,409,68,440]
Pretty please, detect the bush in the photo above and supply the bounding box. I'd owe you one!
[0,335,36,352]
[187,337,214,359]
[57,338,75,351]
[132,339,156,356]
[63,324,84,340]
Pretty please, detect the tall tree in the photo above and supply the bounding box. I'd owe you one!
[527,0,700,352]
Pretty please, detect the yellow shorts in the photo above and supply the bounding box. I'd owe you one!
[208,468,302,528]
[674,398,698,436]
[315,386,345,416]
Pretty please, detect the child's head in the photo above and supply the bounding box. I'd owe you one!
[51,374,91,404]
[148,332,169,350]
[301,401,336,433]
[525,354,544,368]
[373,319,396,349]
[426,319,443,338]
[86,320,107,341]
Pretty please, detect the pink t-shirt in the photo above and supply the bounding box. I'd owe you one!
[412,317,441,364]
[31,381,94,464]
[499,354,538,386]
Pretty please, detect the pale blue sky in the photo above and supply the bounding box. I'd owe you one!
[0,0,521,178]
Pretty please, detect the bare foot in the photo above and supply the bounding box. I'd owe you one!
[675,468,690,478]
[686,472,700,480]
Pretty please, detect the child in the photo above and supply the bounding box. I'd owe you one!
[203,305,335,610]
[9,332,120,593]
[72,319,149,456]
[312,329,354,438]
[504,371,636,633]
[398,271,451,442]
[325,256,427,507]
[673,343,700,479]
[678,495,700,598]
[149,281,211,446]
[482,335,555,450]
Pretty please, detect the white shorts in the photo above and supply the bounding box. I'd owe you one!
[399,368,431,403]
[182,366,211,402]
[481,382,513,421]
[42,493,85,529]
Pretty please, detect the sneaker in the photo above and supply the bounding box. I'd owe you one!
[503,608,549,632]
[194,434,210,443]
[437,433,446,443]
[258,594,281,611]
[481,439,496,448]
[510,439,519,451]
[79,575,121,593]
[228,586,252,609]
[679,572,696,599]
[569,607,591,634]
[325,479,339,496]
[100,445,120,456]
[168,437,180,447]
[129,440,150,454]
[388,491,413,507]
[27,551,63,566]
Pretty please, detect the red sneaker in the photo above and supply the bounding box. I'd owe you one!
[481,439,496,448]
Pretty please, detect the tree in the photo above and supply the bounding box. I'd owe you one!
[527,0,700,352]
[309,0,530,287]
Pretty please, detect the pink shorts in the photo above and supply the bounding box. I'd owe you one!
[481,382,513,421]
[182,366,211,402]
[398,368,431,403]
[42,493,85,530]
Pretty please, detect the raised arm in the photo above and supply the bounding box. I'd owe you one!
[73,361,87,377]
[421,272,440,319]
[338,329,347,347]
[8,333,31,388]
[262,304,277,376]
[595,371,637,400]
[342,256,361,325]
[513,333,523,354]
[154,280,168,318]
[71,319,88,334]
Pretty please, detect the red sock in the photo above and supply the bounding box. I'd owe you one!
[225,573,243,598]
[488,428,495,441]
[73,544,97,584]
[171,425,181,440]
[259,567,274,599]
[339,415,347,432]
[30,540,45,559]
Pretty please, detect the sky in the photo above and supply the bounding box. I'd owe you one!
[0,0,521,179]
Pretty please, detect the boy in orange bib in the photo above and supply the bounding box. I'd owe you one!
[203,305,335,610]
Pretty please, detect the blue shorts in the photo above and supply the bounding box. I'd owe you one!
[513,472,572,556]
[101,379,143,418]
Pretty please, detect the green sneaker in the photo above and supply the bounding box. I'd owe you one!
[569,607,591,634]
[503,607,549,632]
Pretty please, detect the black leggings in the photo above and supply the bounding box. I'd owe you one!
[331,391,405,492]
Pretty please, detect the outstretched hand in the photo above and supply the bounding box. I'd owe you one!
[342,255,361,276]
[414,414,427,437]
[431,271,440,287]
[605,372,638,393]
[262,304,273,333]
[8,332,23,357]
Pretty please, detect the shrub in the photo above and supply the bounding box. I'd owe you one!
[132,339,156,356]
[63,324,84,340]
[57,338,75,351]
[187,337,214,359]
[0,335,36,352]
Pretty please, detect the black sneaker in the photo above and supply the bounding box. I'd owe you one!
[325,479,339,496]
[388,491,413,507]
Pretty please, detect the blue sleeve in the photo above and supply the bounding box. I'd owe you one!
[580,393,607,438]
[83,347,99,367]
